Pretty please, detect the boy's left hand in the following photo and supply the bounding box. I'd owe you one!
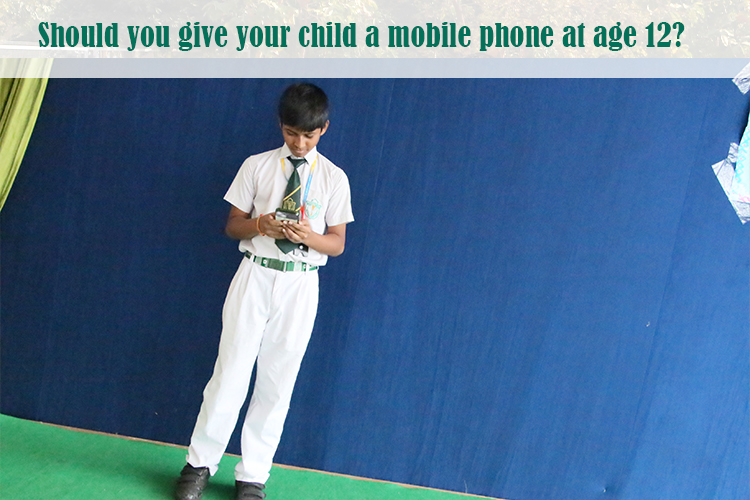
[281,219,311,244]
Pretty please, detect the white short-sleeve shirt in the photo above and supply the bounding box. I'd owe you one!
[224,144,354,267]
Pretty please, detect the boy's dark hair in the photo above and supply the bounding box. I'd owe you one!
[278,83,329,132]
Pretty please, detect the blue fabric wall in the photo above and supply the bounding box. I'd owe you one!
[1,79,747,500]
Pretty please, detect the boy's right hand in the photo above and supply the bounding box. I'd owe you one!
[257,213,287,239]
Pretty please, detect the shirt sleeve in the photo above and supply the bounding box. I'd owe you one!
[224,156,256,214]
[325,168,354,227]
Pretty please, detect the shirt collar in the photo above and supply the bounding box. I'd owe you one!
[280,144,317,166]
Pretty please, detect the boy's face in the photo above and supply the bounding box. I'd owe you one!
[281,121,329,158]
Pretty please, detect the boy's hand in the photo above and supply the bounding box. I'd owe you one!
[257,213,287,239]
[281,219,312,244]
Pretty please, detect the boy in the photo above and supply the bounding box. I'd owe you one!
[175,83,353,500]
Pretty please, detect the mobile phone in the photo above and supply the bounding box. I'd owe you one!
[275,210,300,223]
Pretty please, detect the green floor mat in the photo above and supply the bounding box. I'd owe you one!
[0,415,499,500]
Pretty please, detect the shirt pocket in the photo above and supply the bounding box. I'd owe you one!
[304,190,326,221]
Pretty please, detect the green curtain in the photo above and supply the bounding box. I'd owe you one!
[0,59,53,211]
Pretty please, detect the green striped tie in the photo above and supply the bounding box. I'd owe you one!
[276,157,307,253]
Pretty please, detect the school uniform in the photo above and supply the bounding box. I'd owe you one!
[186,143,353,484]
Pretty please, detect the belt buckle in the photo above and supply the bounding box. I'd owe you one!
[259,257,271,270]
[259,256,280,272]
[247,252,313,273]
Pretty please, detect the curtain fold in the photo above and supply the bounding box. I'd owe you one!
[0,59,53,211]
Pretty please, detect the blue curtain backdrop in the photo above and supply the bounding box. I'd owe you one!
[1,79,748,500]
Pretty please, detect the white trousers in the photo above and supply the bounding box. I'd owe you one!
[187,257,319,484]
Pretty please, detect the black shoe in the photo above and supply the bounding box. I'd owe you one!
[235,480,266,500]
[175,464,210,500]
